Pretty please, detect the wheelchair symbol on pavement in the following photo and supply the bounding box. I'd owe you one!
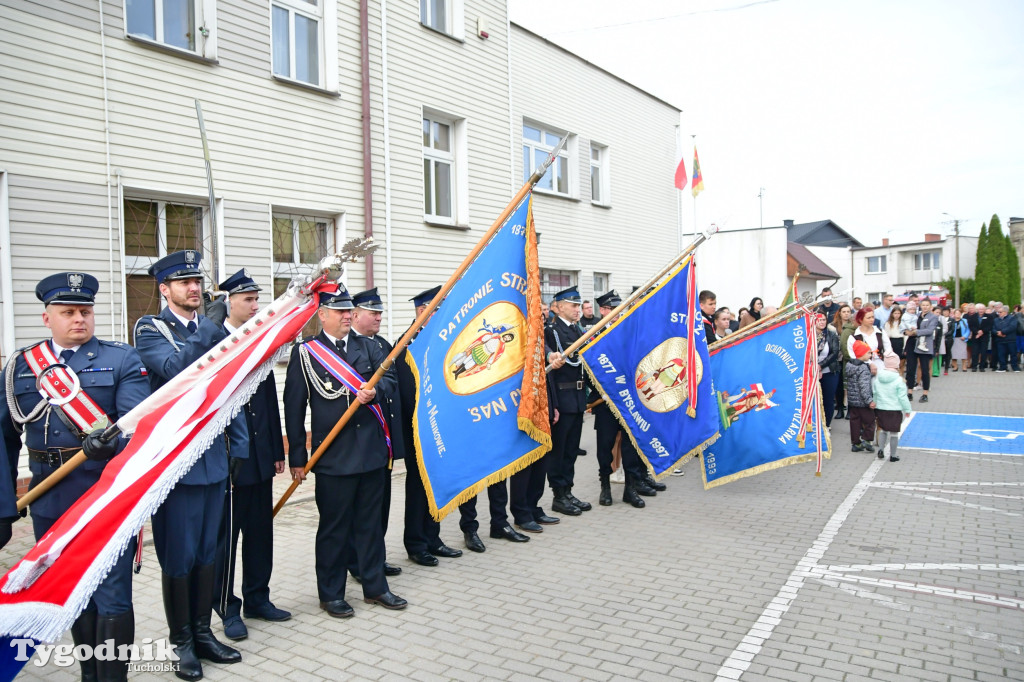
[962,429,1024,443]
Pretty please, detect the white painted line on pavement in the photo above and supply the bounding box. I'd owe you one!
[713,459,885,681]
[818,572,1024,610]
[892,491,1023,517]
[872,484,1024,500]
[823,562,1024,573]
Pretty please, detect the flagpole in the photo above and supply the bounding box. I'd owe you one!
[544,224,720,373]
[272,135,570,516]
[708,291,840,352]
[691,134,697,238]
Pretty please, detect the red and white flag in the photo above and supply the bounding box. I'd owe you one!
[0,276,335,644]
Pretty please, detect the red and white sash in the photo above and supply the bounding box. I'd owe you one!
[23,342,109,435]
[305,338,393,460]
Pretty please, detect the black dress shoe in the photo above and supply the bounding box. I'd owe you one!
[515,520,543,533]
[320,600,354,618]
[408,551,439,567]
[364,591,407,610]
[551,496,581,516]
[464,531,486,553]
[644,474,667,492]
[534,512,560,525]
[919,395,928,403]
[429,544,463,559]
[243,602,291,622]
[490,525,530,542]
[384,562,403,576]
[576,447,587,457]
[889,455,900,462]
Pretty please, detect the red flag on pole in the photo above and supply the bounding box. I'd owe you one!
[673,157,688,190]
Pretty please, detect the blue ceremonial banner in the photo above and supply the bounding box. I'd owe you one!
[703,315,831,488]
[407,194,551,519]
[581,257,719,478]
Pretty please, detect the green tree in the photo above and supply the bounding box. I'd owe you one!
[937,276,975,306]
[973,222,993,302]
[987,215,1008,304]
[1004,230,1022,304]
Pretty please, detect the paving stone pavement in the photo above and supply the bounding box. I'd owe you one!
[6,369,1023,681]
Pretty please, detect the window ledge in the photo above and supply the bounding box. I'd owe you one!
[272,75,341,98]
[533,187,580,202]
[420,22,465,43]
[425,219,471,231]
[126,34,218,65]
[591,201,612,210]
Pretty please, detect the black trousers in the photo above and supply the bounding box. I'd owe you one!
[458,481,508,533]
[848,406,876,445]
[403,448,441,555]
[213,477,275,617]
[905,351,932,391]
[314,468,388,601]
[594,406,645,480]
[347,465,393,574]
[547,412,584,489]
[152,481,223,578]
[970,338,989,369]
[511,457,548,524]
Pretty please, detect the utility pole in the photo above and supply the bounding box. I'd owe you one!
[757,187,765,228]
[942,213,962,308]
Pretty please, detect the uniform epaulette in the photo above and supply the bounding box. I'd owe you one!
[98,339,128,349]
[298,335,316,345]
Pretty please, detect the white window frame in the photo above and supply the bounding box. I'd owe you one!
[121,193,216,277]
[124,0,218,59]
[866,255,887,274]
[593,272,610,296]
[422,109,468,227]
[523,122,574,198]
[270,0,338,90]
[590,143,610,206]
[540,269,578,304]
[420,0,464,40]
[866,292,885,305]
[270,210,340,282]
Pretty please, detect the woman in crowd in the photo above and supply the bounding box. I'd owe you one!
[834,304,855,419]
[883,305,905,360]
[815,313,841,426]
[738,298,763,328]
[949,307,970,371]
[847,306,892,371]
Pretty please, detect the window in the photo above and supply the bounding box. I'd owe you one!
[866,255,887,273]
[590,144,609,205]
[523,124,571,197]
[540,269,577,304]
[593,272,610,296]
[125,0,213,55]
[913,251,941,271]
[420,0,463,38]
[273,212,337,336]
[423,116,454,222]
[867,292,885,306]
[122,197,209,339]
[272,0,330,87]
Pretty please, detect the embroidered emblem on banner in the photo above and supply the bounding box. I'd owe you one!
[634,337,702,413]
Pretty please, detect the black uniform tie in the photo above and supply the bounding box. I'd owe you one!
[59,349,75,364]
[186,321,198,335]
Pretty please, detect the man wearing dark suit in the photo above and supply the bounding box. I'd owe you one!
[1,272,149,682]
[544,286,591,516]
[134,251,249,681]
[284,288,406,617]
[211,269,290,642]
[391,287,468,563]
[967,303,992,371]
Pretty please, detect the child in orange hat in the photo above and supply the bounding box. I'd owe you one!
[844,340,877,452]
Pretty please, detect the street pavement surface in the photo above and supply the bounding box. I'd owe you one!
[7,369,1023,681]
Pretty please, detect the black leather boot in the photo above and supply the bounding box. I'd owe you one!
[622,477,646,508]
[644,473,667,492]
[633,477,657,497]
[162,572,202,681]
[566,488,592,512]
[599,476,612,506]
[190,564,241,665]
[550,487,581,516]
[96,609,134,682]
[70,610,98,682]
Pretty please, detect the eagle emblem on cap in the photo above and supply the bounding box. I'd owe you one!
[68,273,84,291]
[185,250,197,264]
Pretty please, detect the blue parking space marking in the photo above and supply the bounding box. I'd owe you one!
[901,412,1024,455]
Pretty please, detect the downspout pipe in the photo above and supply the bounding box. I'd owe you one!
[360,0,374,286]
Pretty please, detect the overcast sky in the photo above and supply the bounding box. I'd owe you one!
[509,0,1023,247]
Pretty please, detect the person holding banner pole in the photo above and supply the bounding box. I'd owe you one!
[544,286,591,516]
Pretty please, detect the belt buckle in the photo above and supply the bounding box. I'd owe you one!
[46,447,64,468]
[576,381,584,390]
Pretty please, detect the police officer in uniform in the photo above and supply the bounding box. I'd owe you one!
[212,270,291,642]
[134,251,249,681]
[544,286,592,516]
[589,291,661,508]
[348,288,413,576]
[1,272,149,682]
[284,288,407,616]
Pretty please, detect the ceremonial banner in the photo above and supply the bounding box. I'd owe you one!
[703,315,830,489]
[0,277,336,663]
[581,257,719,478]
[780,272,799,309]
[408,194,550,520]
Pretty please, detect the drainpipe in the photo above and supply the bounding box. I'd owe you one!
[360,0,374,287]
